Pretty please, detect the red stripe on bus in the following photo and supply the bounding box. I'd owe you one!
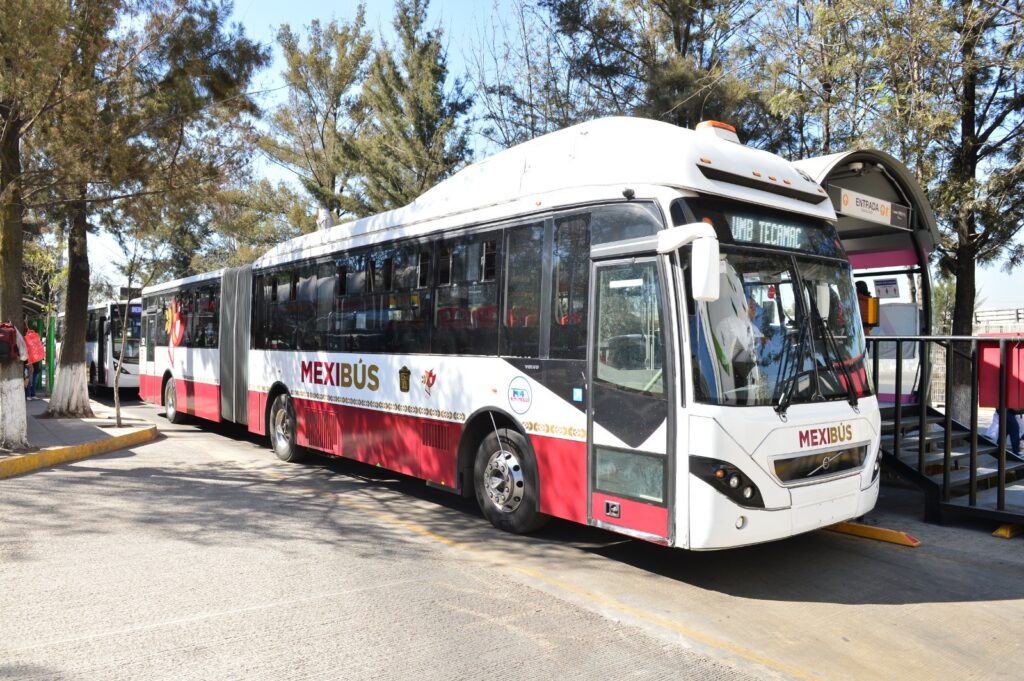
[247,390,266,436]
[175,378,221,422]
[139,374,162,404]
[287,396,589,524]
[531,434,587,524]
[291,397,460,486]
[591,492,669,539]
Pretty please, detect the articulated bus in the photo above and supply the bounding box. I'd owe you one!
[58,300,143,390]
[140,117,880,549]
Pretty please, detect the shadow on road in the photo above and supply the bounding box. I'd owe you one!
[48,394,1024,609]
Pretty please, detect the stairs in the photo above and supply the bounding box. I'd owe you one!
[878,404,1024,523]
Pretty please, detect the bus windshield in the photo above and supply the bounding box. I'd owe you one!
[110,304,143,363]
[687,220,870,408]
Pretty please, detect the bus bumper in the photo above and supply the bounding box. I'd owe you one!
[686,471,880,550]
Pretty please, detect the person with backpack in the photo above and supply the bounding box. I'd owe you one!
[23,322,45,399]
[0,321,27,365]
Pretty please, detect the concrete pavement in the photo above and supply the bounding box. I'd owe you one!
[2,398,1022,679]
[0,401,753,681]
[0,397,156,478]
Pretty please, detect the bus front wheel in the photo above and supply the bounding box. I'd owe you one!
[474,428,548,534]
[164,379,185,424]
[269,393,304,463]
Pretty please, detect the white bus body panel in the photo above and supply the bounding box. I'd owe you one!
[684,398,880,549]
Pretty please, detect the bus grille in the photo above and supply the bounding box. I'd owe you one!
[773,445,867,484]
[421,422,450,451]
[303,409,337,452]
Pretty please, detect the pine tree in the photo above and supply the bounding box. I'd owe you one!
[32,0,268,417]
[345,0,473,215]
[260,10,373,228]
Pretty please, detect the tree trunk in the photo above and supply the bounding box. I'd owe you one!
[947,0,981,425]
[0,109,28,448]
[948,240,976,424]
[47,192,93,417]
[112,283,132,428]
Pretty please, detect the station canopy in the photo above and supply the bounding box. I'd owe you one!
[793,150,939,271]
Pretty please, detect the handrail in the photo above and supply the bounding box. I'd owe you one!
[866,334,1023,520]
[867,334,1024,341]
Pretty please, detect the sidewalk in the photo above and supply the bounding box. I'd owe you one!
[0,398,157,478]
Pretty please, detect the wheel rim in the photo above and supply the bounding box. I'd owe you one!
[165,383,175,418]
[483,446,525,513]
[273,399,292,451]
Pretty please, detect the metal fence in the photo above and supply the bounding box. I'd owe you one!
[867,335,1024,519]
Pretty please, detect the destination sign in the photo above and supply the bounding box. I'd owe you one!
[723,211,842,257]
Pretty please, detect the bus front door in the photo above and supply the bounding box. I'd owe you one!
[588,258,672,543]
[97,317,107,386]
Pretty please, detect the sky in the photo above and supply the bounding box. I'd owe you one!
[88,0,1024,309]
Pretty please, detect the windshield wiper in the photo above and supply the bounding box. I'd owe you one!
[807,296,859,408]
[774,316,809,416]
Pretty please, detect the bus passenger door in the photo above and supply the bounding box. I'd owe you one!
[142,307,156,395]
[97,316,107,386]
[588,258,673,543]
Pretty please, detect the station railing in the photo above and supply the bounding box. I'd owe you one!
[865,334,1024,523]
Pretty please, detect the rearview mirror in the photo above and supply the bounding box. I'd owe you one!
[815,283,831,321]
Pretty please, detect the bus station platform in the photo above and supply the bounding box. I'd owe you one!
[0,398,157,479]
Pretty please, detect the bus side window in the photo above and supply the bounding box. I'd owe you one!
[433,233,499,356]
[294,265,316,351]
[384,245,431,354]
[502,222,544,358]
[550,213,590,360]
[86,312,97,343]
[253,276,270,350]
[273,272,294,350]
[316,262,335,351]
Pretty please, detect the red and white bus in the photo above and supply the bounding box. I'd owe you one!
[141,117,880,549]
[58,300,143,391]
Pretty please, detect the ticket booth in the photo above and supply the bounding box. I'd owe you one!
[794,151,940,405]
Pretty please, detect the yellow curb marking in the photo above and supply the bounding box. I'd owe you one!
[0,426,157,479]
[992,524,1022,539]
[827,521,921,547]
[327,489,818,681]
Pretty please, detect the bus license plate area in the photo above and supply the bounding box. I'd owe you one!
[793,493,859,533]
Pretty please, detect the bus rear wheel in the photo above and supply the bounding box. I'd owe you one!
[164,379,185,424]
[269,393,304,463]
[474,428,547,534]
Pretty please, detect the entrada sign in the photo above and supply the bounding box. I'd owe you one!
[832,187,909,229]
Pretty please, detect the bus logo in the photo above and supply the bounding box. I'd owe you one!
[421,369,437,396]
[165,298,185,366]
[508,376,532,414]
[300,359,380,391]
[798,423,854,448]
[399,366,411,393]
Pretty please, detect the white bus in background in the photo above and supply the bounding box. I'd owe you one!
[141,116,881,550]
[58,300,143,391]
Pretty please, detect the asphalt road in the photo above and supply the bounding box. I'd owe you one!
[2,397,1022,680]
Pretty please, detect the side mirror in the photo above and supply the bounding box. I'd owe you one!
[690,236,720,302]
[657,222,720,302]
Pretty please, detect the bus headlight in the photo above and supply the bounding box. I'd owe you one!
[691,456,765,509]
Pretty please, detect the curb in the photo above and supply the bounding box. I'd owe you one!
[0,425,158,479]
